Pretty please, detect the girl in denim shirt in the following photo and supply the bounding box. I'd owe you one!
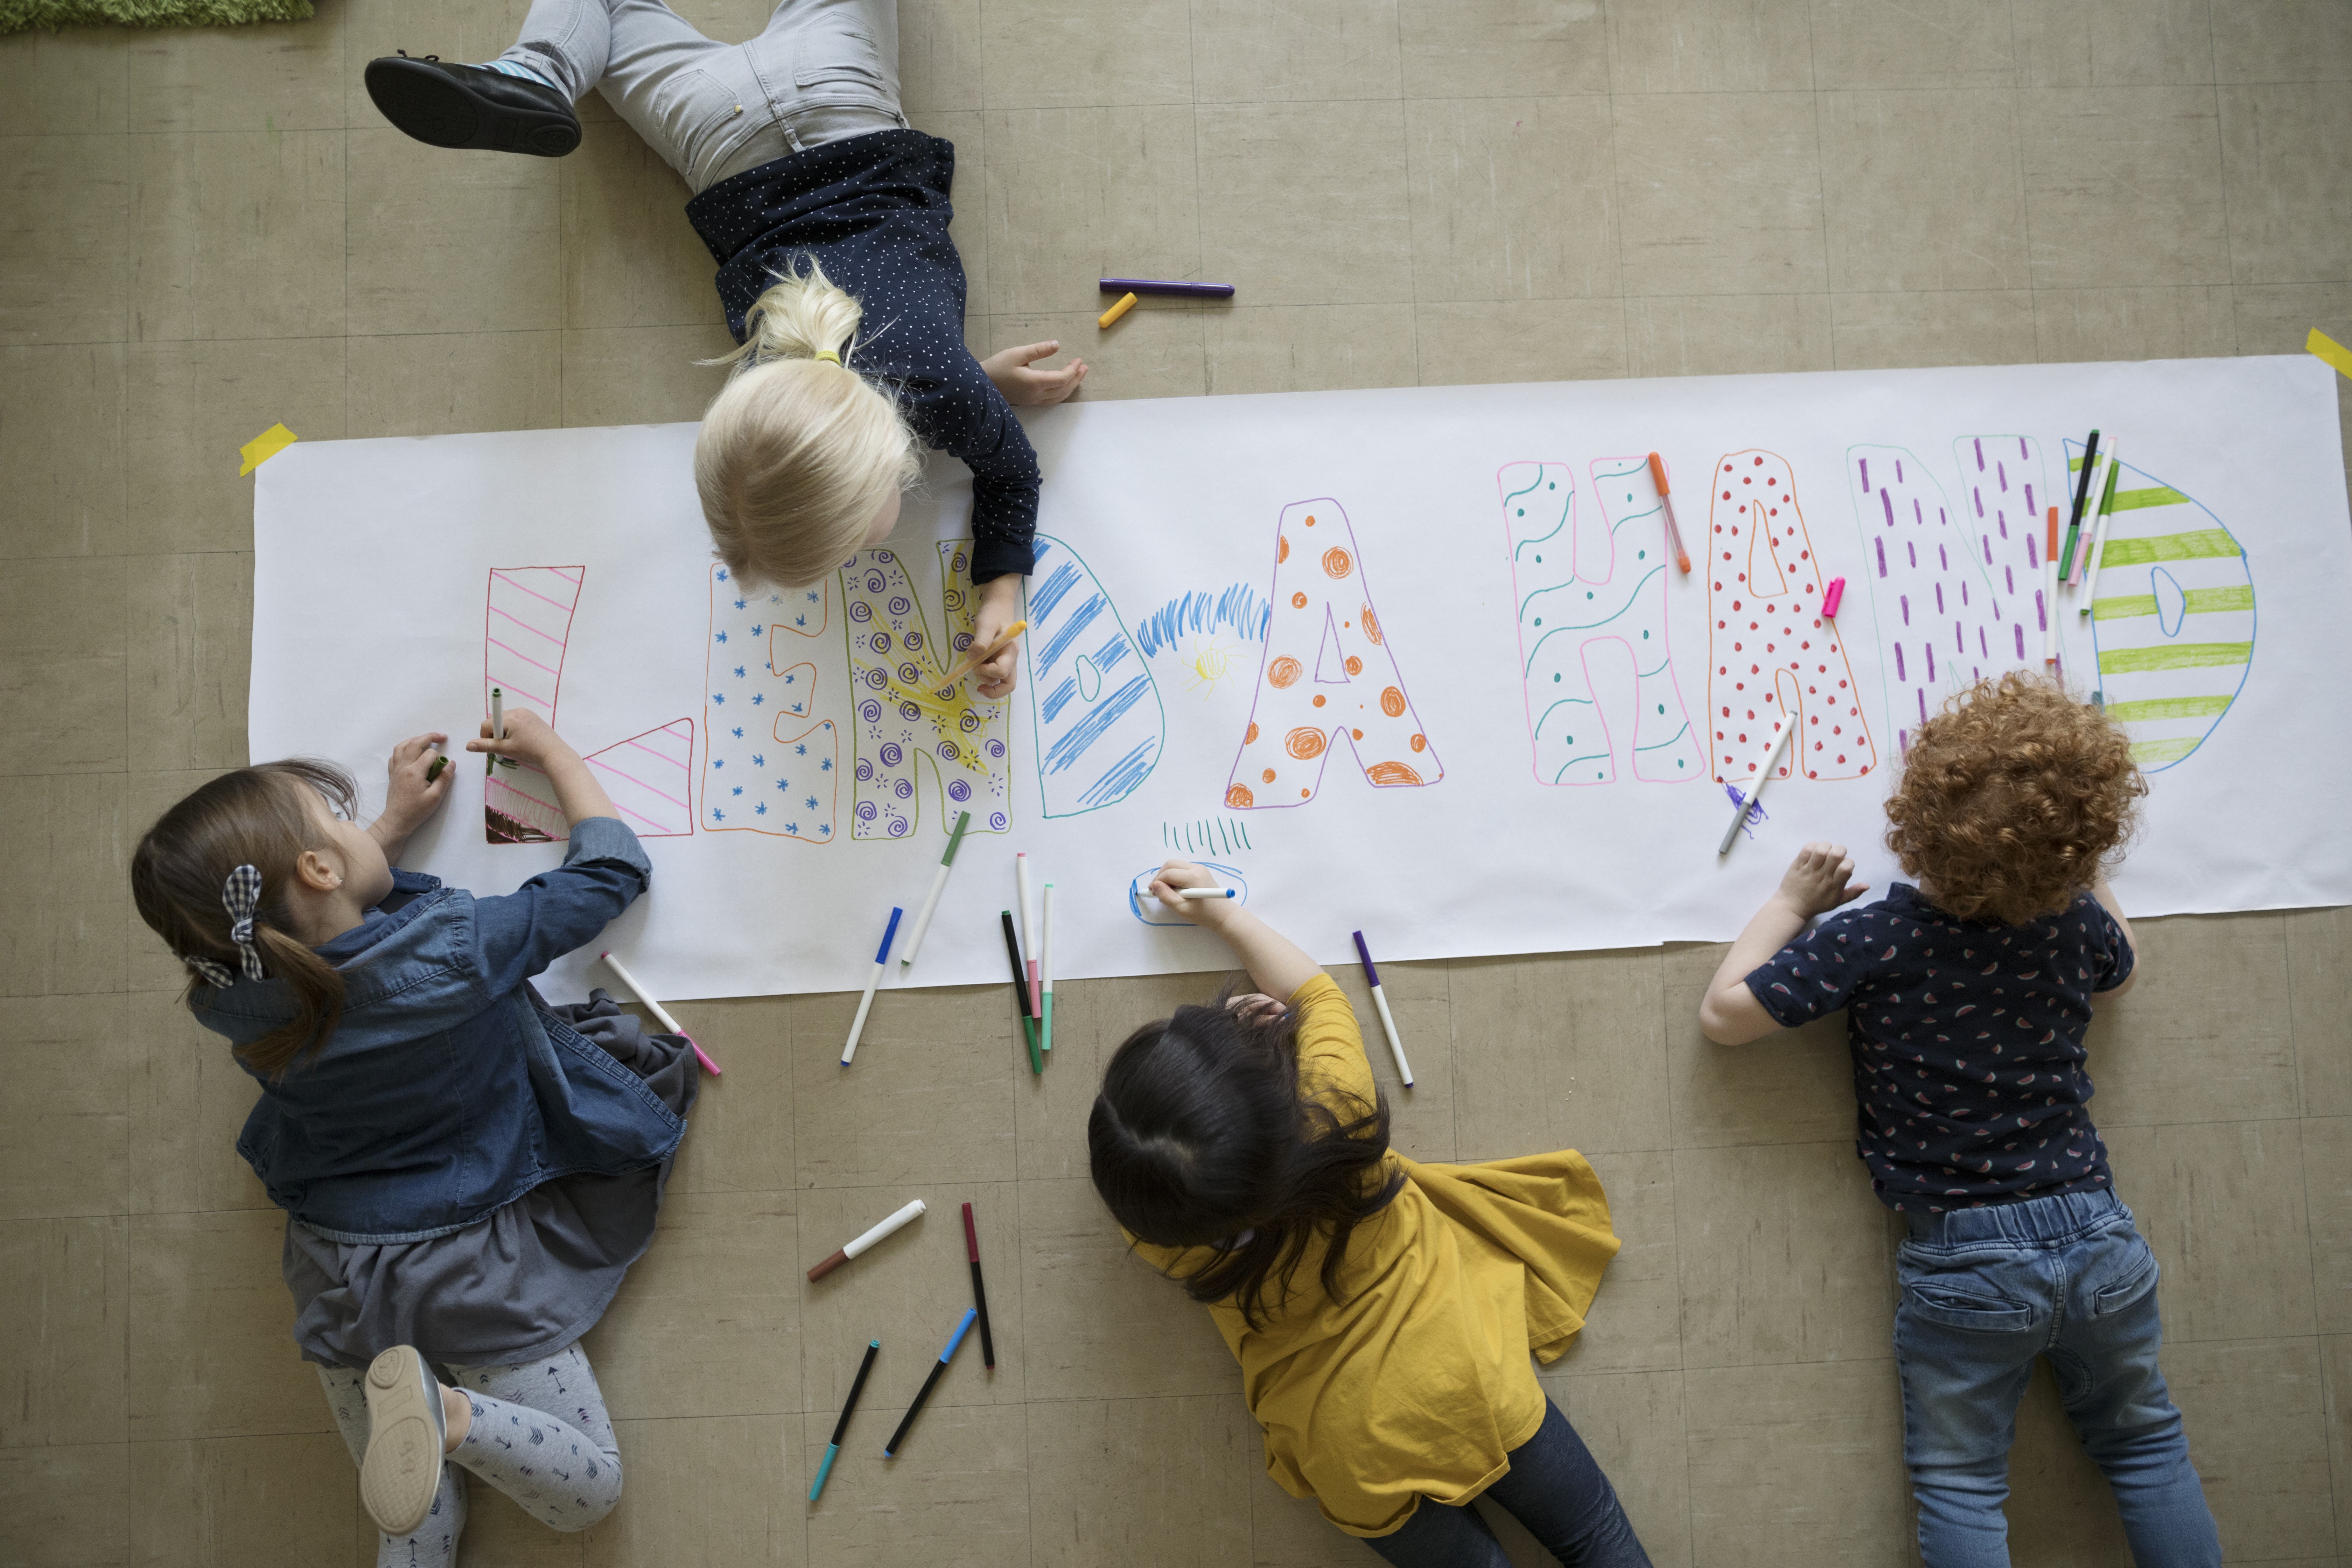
[132,711,695,1568]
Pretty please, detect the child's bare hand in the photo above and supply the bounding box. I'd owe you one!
[1148,860,1233,926]
[1224,992,1288,1027]
[377,732,451,839]
[980,341,1087,408]
[1776,842,1868,919]
[466,709,576,772]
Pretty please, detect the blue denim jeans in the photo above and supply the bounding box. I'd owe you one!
[1896,1189,2220,1568]
[1360,1398,1652,1567]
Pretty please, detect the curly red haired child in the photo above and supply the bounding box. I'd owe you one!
[1697,673,2219,1567]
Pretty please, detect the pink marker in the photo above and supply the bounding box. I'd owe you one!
[1821,576,1846,619]
[597,951,722,1076]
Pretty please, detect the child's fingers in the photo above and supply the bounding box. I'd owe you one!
[1004,340,1058,367]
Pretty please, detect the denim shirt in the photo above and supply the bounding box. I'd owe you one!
[191,818,685,1244]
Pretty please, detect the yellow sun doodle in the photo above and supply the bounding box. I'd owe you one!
[1182,636,1239,698]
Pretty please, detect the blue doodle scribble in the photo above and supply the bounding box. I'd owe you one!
[1134,583,1273,658]
[1025,536,1164,817]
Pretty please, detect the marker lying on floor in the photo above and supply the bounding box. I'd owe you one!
[962,1201,996,1369]
[808,1197,927,1282]
[1001,911,1041,1074]
[884,1308,978,1458]
[809,1338,880,1502]
[1351,931,1415,1087]
[840,906,904,1066]
[596,951,723,1076]
[1099,277,1235,298]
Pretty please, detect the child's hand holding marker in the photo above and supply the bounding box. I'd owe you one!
[465,711,621,828]
[370,732,453,862]
[1147,860,1239,925]
[965,590,1024,700]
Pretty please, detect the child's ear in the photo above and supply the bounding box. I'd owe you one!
[290,847,341,893]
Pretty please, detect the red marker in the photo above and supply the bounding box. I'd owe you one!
[1645,452,1692,574]
[1820,576,1845,618]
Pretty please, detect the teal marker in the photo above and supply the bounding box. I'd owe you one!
[810,1338,880,1502]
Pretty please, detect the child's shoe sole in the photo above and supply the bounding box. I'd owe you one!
[363,56,580,157]
[359,1346,446,1537]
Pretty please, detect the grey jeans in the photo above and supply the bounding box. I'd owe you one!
[504,0,906,192]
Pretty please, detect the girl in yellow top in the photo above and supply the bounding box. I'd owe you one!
[1089,861,1653,1567]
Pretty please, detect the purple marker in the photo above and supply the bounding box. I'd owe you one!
[1350,931,1415,1087]
[1099,276,1235,299]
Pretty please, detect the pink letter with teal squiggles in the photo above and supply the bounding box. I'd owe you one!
[842,542,1012,840]
[1501,459,1706,785]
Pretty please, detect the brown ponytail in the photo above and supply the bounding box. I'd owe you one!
[130,761,355,1079]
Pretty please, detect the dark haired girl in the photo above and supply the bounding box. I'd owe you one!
[130,711,695,1568]
[1090,861,1654,1567]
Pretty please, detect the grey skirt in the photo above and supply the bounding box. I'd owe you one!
[281,990,700,1370]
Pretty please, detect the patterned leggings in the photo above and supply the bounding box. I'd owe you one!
[317,1343,623,1567]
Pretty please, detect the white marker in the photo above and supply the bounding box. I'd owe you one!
[1718,709,1794,855]
[2079,439,2120,608]
[597,951,723,1076]
[1351,930,1414,1087]
[1015,852,1040,1016]
[1176,887,1237,901]
[899,810,971,969]
[841,906,904,1066]
[1040,882,1055,1055]
[806,1197,927,1281]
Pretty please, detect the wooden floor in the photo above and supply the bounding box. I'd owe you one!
[3,1,2350,1563]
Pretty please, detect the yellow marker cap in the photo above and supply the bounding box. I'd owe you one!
[1098,291,1138,329]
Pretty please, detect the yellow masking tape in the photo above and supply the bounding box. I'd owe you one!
[238,422,298,477]
[2309,328,2352,382]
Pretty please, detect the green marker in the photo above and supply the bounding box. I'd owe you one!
[898,809,972,969]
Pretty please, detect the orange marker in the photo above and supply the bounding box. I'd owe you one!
[1646,453,1692,574]
[2043,506,2060,665]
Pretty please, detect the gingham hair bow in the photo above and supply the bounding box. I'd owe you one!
[183,864,267,988]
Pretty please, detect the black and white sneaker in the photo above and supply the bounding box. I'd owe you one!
[364,53,580,158]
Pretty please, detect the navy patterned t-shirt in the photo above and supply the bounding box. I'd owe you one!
[1742,882,2134,1211]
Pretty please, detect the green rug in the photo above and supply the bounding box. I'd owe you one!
[2,0,312,33]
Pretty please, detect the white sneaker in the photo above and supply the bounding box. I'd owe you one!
[360,1345,448,1536]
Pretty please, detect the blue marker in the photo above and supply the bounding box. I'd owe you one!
[809,1338,880,1502]
[840,905,904,1066]
[884,1308,977,1458]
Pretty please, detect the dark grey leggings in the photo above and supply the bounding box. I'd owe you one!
[1362,1398,1653,1568]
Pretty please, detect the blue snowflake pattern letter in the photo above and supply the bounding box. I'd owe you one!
[702,562,837,842]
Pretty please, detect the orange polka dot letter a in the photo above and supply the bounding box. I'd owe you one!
[1705,451,1878,784]
[1223,499,1441,810]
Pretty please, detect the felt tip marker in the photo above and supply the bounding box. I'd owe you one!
[1718,712,1794,855]
[807,1198,926,1282]
[1176,887,1237,901]
[1040,882,1055,1056]
[961,1202,996,1369]
[2043,505,2060,665]
[1001,911,1041,1074]
[2062,429,2102,576]
[2080,456,2122,611]
[840,906,905,1066]
[596,951,722,1076]
[1350,931,1415,1087]
[899,810,971,968]
[1099,277,1235,298]
[487,686,504,775]
[1646,453,1693,574]
[1015,854,1040,1017]
[883,1308,978,1458]
[809,1339,880,1502]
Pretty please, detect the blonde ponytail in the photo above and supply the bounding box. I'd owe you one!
[696,255,921,589]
